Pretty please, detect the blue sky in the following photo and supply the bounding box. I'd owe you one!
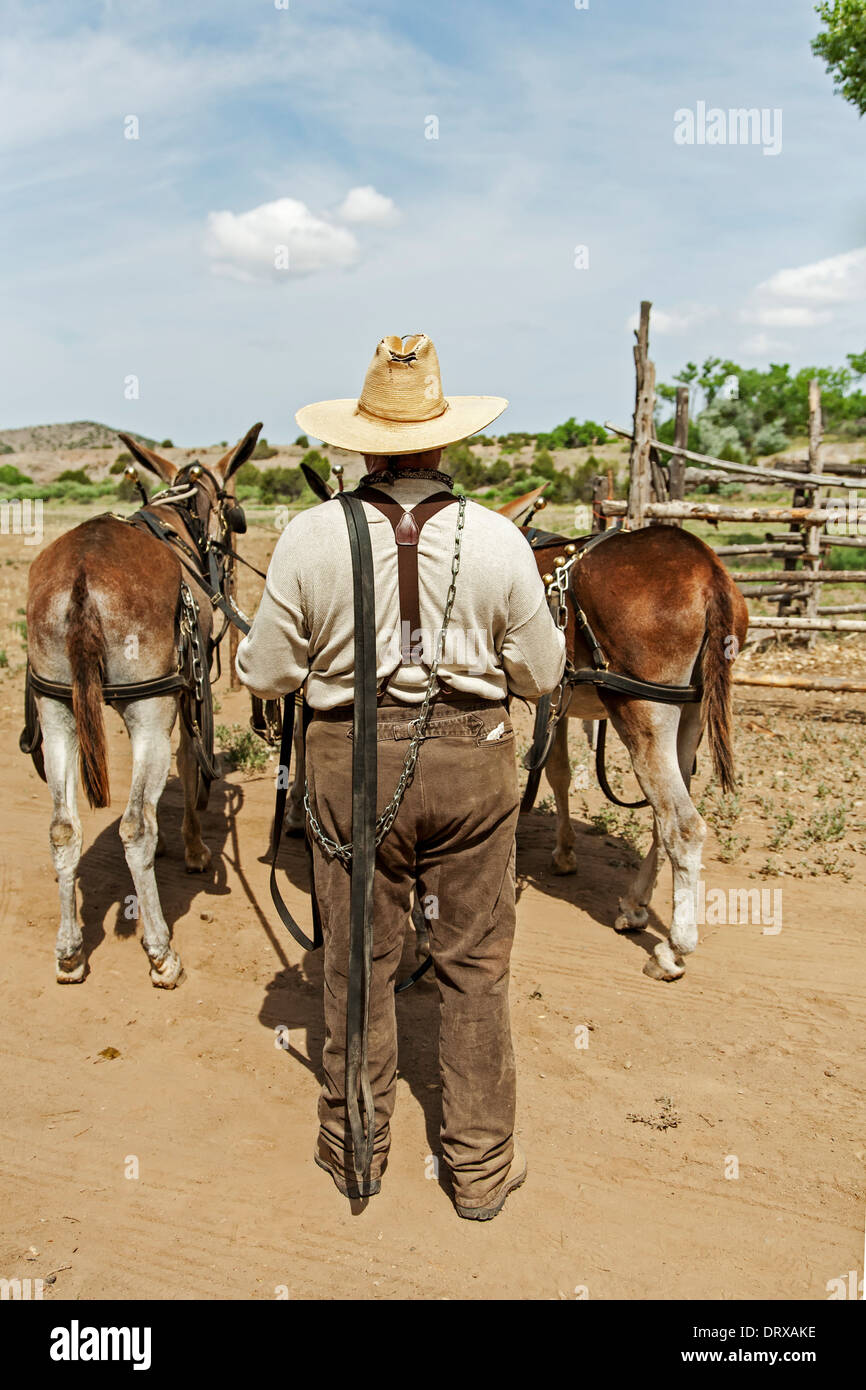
[0,0,863,444]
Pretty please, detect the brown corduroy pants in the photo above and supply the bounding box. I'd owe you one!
[306,694,520,1208]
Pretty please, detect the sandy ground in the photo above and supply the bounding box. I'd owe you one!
[1,511,864,1301]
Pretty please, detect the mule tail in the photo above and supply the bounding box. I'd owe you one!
[66,568,110,807]
[701,569,737,795]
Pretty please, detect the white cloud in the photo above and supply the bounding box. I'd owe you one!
[739,331,789,358]
[337,185,399,226]
[205,198,359,281]
[741,304,833,328]
[625,304,715,335]
[756,247,866,305]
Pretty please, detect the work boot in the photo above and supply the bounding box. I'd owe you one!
[314,1138,382,1199]
[454,1147,527,1221]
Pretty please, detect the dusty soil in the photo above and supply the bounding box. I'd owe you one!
[1,512,864,1301]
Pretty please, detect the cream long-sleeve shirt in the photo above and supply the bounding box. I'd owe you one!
[235,477,566,709]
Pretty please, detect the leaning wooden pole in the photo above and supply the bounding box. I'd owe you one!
[801,380,825,650]
[627,301,654,528]
[666,386,689,525]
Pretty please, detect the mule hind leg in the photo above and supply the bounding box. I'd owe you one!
[545,717,577,874]
[609,701,706,981]
[177,720,212,873]
[118,696,184,987]
[40,698,87,982]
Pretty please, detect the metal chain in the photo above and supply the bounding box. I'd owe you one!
[305,495,467,863]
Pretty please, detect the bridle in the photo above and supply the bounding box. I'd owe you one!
[128,459,253,653]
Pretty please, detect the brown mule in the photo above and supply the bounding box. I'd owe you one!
[527,524,748,980]
[25,425,261,987]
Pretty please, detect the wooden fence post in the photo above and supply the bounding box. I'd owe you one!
[628,301,654,528]
[801,380,825,649]
[667,386,689,523]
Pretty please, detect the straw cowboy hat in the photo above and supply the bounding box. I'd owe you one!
[295,333,508,455]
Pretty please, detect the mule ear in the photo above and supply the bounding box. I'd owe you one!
[217,422,264,481]
[117,433,177,483]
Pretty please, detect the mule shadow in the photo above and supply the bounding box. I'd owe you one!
[515,806,668,968]
[76,772,234,968]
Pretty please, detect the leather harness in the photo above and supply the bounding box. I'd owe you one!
[520,524,704,814]
[19,464,249,806]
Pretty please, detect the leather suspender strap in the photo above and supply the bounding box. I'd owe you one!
[337,492,379,1188]
[354,487,457,664]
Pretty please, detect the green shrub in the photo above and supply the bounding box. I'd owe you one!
[159,438,174,449]
[252,438,279,461]
[486,457,511,484]
[111,453,133,473]
[57,468,91,485]
[233,462,263,487]
[294,434,310,448]
[259,466,305,503]
[216,724,269,773]
[300,449,330,479]
[0,463,33,485]
[537,418,609,450]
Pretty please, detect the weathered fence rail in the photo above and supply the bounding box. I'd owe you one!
[600,300,866,691]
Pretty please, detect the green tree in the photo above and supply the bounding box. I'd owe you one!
[300,449,330,479]
[812,1,866,116]
[259,466,305,503]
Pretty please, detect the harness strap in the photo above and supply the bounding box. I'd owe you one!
[594,719,648,809]
[131,509,251,636]
[268,694,323,953]
[338,492,379,1190]
[355,487,457,664]
[27,667,190,705]
[569,666,702,703]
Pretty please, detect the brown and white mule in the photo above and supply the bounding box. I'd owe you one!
[26,425,261,987]
[528,524,748,980]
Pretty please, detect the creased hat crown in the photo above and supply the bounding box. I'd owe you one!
[357,334,447,425]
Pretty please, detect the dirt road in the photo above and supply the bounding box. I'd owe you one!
[1,515,864,1300]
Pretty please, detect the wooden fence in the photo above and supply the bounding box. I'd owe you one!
[590,302,866,688]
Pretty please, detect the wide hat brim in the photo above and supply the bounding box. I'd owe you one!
[295,395,508,455]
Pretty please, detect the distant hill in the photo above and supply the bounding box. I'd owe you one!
[0,421,157,453]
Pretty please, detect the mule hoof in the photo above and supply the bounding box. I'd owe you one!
[643,954,685,982]
[184,844,211,874]
[56,951,86,984]
[150,950,184,989]
[615,902,648,933]
[551,849,577,875]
